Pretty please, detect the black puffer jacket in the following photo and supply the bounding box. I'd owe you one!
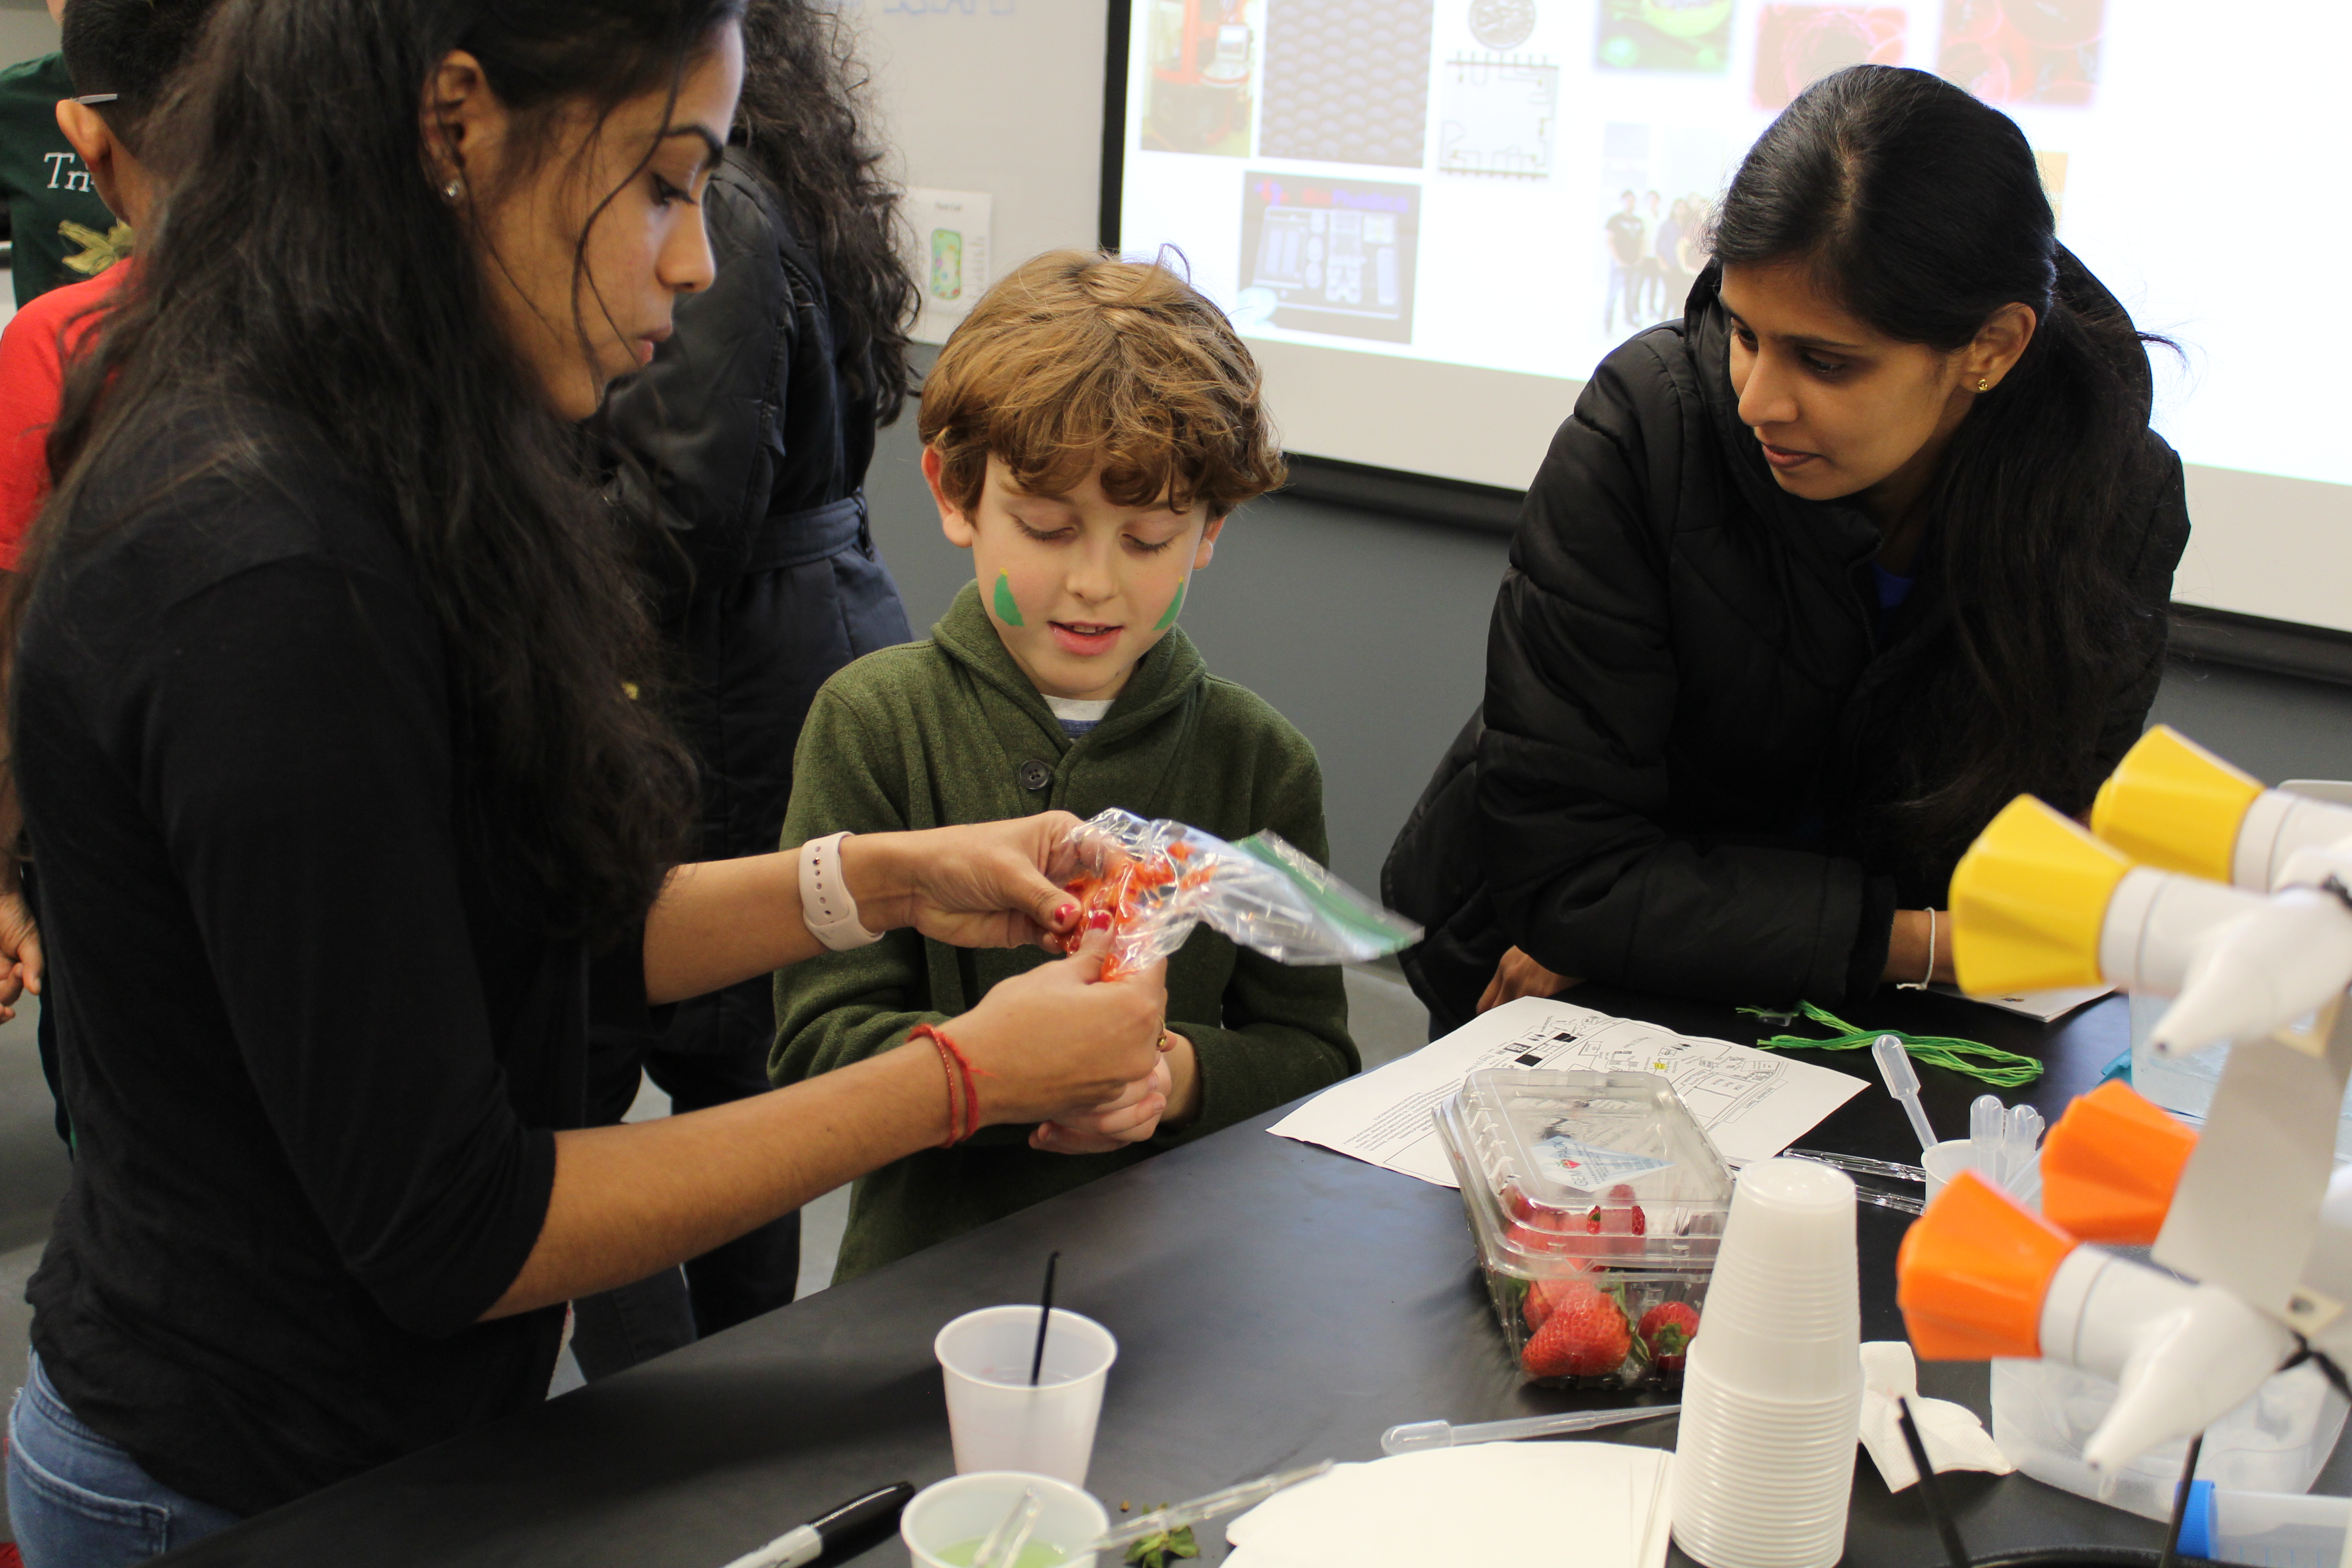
[598,158,912,1056]
[1385,265,2189,1033]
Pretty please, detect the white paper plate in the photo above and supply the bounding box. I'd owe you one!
[1223,1441,1673,1568]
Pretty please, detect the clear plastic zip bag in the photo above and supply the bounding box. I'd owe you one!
[1059,808,1421,978]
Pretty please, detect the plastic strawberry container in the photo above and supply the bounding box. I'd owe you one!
[1435,1068,1735,1389]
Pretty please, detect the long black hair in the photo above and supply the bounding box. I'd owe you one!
[1710,64,2165,872]
[21,0,748,941]
[733,0,917,422]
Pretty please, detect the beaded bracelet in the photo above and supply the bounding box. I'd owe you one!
[910,1023,981,1146]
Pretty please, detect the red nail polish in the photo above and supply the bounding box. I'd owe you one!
[1087,908,1113,931]
[1056,902,1078,924]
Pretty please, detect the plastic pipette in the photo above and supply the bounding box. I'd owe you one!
[1786,1147,1926,1184]
[1381,1405,1680,1456]
[1970,1094,2005,1176]
[1083,1460,1335,1556]
[1871,1034,1940,1155]
[969,1487,1041,1568]
[2002,1104,2044,1189]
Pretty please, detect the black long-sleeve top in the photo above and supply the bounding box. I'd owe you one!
[1386,263,2190,1031]
[16,405,612,1516]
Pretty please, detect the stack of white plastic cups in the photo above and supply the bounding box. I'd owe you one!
[1671,1158,1864,1568]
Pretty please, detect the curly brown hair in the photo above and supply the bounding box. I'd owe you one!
[919,250,1286,518]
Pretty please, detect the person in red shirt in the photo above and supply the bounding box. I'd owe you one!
[0,260,129,567]
[0,0,223,1171]
[0,0,182,568]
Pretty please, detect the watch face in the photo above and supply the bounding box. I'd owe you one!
[1468,0,1537,50]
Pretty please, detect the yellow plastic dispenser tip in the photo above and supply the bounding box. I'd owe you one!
[2089,726,2263,882]
[2040,1080,2197,1246]
[1897,1170,2079,1361]
[1949,796,2135,995]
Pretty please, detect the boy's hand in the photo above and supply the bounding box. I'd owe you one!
[843,814,1089,951]
[1029,1029,1202,1154]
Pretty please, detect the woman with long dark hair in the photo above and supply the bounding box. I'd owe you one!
[573,0,923,1372]
[1385,65,2189,1032]
[0,2,1163,1557]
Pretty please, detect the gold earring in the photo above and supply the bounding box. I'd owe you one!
[1976,377,1990,393]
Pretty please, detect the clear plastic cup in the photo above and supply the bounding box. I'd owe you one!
[935,1307,1118,1486]
[899,1471,1108,1568]
[1922,1139,1976,1201]
[1675,1369,1857,1568]
[1684,1161,1861,1400]
[1671,1160,1862,1568]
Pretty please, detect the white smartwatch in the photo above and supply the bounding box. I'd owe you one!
[799,831,884,951]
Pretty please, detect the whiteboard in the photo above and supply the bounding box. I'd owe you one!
[849,0,1107,284]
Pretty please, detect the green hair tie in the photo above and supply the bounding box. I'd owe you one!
[1738,1000,2044,1089]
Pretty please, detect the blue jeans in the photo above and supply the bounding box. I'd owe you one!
[7,1351,241,1566]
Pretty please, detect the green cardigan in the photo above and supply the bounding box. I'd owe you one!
[772,582,1358,1279]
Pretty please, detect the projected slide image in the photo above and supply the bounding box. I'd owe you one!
[1259,0,1435,167]
[1143,0,1263,154]
[1439,56,1558,178]
[1751,5,1906,108]
[1598,122,1725,339]
[1597,0,1734,74]
[1239,172,1419,342]
[1467,0,1536,50]
[1937,0,2102,106]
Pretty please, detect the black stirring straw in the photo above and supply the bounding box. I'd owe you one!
[1897,1396,1972,1568]
[2157,1433,2205,1568]
[1028,1251,1060,1387]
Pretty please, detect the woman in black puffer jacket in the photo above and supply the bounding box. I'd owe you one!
[1385,65,2189,1035]
[579,0,916,1364]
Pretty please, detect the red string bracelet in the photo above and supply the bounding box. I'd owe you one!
[910,1023,982,1145]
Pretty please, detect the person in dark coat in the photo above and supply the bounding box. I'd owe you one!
[573,0,917,1371]
[1385,65,2190,1036]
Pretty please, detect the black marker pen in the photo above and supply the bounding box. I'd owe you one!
[719,1482,917,1568]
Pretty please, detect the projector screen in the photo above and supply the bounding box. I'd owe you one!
[1110,0,2352,632]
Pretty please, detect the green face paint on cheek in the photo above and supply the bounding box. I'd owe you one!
[1154,579,1187,631]
[992,572,1025,628]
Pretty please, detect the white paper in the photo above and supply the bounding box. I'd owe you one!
[1929,981,2112,1022]
[1857,1341,2014,1491]
[1224,1443,1672,1568]
[901,187,992,344]
[1267,996,1868,1189]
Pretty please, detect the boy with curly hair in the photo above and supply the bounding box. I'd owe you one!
[772,250,1357,1279]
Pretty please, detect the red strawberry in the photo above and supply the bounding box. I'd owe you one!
[1521,1270,1592,1332]
[1637,1301,1700,1370]
[1521,1282,1633,1379]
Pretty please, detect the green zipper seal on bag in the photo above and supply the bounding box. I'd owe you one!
[1234,830,1418,956]
[1738,1000,2044,1088]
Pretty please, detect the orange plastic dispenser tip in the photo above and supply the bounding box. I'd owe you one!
[1897,1171,2078,1361]
[2039,1080,2197,1245]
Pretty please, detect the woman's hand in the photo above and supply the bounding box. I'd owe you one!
[1477,945,1577,1014]
[0,889,43,1023]
[842,815,1089,951]
[946,921,1169,1129]
[1029,1029,1203,1154]
[1882,909,1958,988]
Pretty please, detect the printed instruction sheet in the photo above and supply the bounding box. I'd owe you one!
[1268,995,1867,1188]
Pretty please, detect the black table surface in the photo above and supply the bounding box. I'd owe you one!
[158,985,2337,1567]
